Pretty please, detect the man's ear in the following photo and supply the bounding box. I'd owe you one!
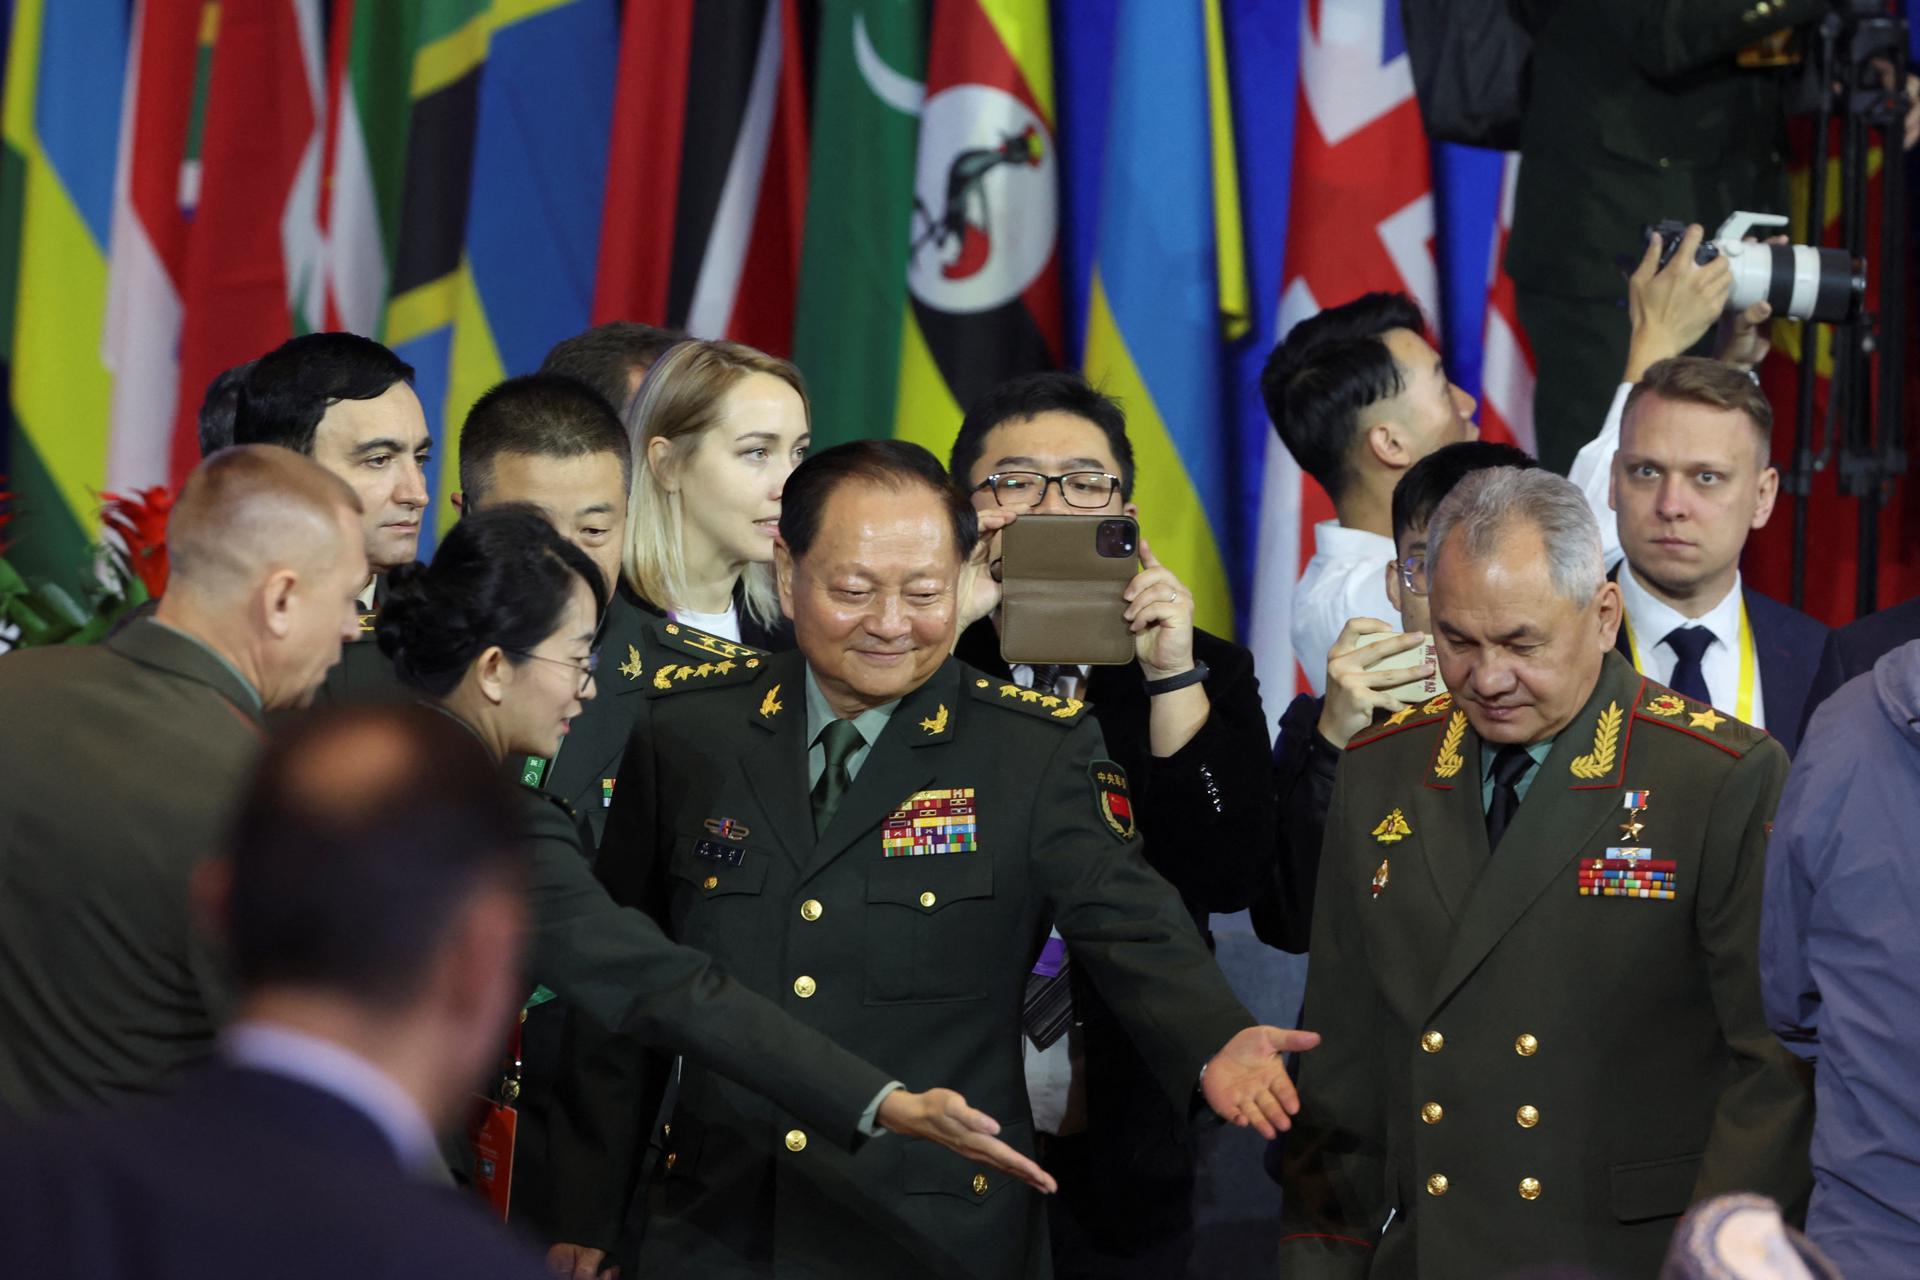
[1751,465,1780,529]
[1364,417,1413,471]
[261,568,300,640]
[774,540,796,618]
[1594,581,1623,650]
[1384,556,1404,614]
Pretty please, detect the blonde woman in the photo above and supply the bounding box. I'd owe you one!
[622,338,810,648]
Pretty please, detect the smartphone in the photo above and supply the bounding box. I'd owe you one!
[1366,634,1444,704]
[997,514,1138,666]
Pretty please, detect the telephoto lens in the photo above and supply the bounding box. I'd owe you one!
[1711,213,1865,325]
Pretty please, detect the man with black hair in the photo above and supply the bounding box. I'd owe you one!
[0,705,557,1279]
[540,320,686,420]
[1254,441,1536,955]
[197,360,254,457]
[945,370,1274,1277]
[567,439,1317,1279]
[233,332,428,704]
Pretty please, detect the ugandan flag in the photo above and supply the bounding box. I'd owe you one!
[893,0,1063,459]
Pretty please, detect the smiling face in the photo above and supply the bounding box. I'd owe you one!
[1611,391,1777,609]
[498,576,599,760]
[309,381,433,572]
[777,480,961,716]
[479,451,628,595]
[668,371,810,573]
[1429,520,1620,746]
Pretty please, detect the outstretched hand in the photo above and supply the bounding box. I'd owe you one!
[1200,1025,1322,1140]
[877,1086,1058,1194]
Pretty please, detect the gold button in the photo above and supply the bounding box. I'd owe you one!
[1515,1033,1538,1057]
[1426,1173,1449,1196]
[1519,1177,1542,1201]
[971,1173,989,1195]
[662,1123,671,1138]
[793,975,816,998]
[1420,1101,1443,1125]
[1421,1030,1444,1053]
[785,1129,807,1152]
[919,890,937,908]
[664,1152,678,1171]
[975,678,990,688]
[702,875,719,890]
[800,899,823,922]
[1516,1104,1540,1128]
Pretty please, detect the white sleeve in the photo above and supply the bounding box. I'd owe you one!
[1290,557,1397,697]
[1568,381,1631,570]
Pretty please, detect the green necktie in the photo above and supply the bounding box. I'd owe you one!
[811,718,865,837]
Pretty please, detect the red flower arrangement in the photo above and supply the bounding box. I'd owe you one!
[100,485,173,599]
[0,479,176,649]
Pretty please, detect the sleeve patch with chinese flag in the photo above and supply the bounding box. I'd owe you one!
[1089,759,1135,842]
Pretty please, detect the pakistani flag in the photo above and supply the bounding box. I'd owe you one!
[790,1,928,448]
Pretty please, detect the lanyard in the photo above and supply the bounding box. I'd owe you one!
[1621,598,1758,725]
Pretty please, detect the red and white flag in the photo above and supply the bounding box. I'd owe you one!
[1247,0,1440,719]
[1478,154,1536,453]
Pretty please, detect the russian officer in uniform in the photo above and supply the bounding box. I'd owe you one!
[1280,467,1810,1279]
[569,441,1316,1279]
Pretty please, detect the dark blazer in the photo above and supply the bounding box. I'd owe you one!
[579,644,1254,1278]
[543,582,793,852]
[0,620,265,1119]
[1613,574,1829,757]
[1798,594,1920,739]
[1507,0,1821,302]
[0,1064,550,1279]
[310,576,409,710]
[951,620,1274,1256]
[1280,656,1811,1279]
[1251,691,1338,955]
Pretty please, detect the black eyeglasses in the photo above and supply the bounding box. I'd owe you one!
[1396,554,1429,598]
[974,471,1123,510]
[511,648,600,691]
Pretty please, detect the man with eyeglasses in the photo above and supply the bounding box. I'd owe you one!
[947,371,1276,1279]
[1253,441,1536,955]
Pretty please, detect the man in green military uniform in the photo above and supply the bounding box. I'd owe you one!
[233,332,431,706]
[563,441,1315,1279]
[1281,466,1810,1278]
[0,447,369,1118]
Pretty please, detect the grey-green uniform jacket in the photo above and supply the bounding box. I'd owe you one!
[1280,652,1812,1279]
[589,637,1254,1279]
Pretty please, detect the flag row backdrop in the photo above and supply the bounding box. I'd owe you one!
[3,0,1545,698]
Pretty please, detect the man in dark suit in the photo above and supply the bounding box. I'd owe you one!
[233,331,429,704]
[563,441,1316,1279]
[1281,467,1810,1279]
[0,704,553,1279]
[946,371,1274,1275]
[1608,357,1827,755]
[0,446,368,1119]
[1507,0,1821,470]
[1798,594,1920,736]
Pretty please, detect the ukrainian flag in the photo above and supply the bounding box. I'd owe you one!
[0,0,129,583]
[1080,0,1244,640]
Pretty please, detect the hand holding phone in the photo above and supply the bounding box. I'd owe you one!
[998,515,1139,666]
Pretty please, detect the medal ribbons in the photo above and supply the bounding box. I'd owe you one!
[882,788,978,857]
[1576,790,1675,900]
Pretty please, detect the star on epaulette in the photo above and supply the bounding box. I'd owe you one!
[653,618,768,665]
[971,676,1089,725]
[645,651,767,698]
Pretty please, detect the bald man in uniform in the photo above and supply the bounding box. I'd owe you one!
[0,446,369,1119]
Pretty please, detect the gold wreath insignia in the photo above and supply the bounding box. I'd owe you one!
[618,644,643,681]
[919,704,949,735]
[759,684,783,719]
[1570,702,1623,779]
[1433,712,1467,779]
[1643,693,1685,718]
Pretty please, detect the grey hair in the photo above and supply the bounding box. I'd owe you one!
[1425,466,1604,604]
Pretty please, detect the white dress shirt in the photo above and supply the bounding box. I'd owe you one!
[1288,386,1631,694]
[1616,564,1765,730]
[223,1021,443,1175]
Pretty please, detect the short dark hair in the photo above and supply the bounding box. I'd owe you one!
[198,360,255,458]
[377,507,608,697]
[232,332,415,455]
[949,371,1136,500]
[458,373,632,506]
[226,703,524,1005]
[1261,292,1426,502]
[1391,440,1539,548]
[780,440,978,562]
[540,321,687,416]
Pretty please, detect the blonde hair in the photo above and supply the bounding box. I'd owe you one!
[621,339,809,626]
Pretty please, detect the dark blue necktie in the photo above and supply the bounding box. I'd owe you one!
[1485,745,1534,853]
[1662,625,1715,704]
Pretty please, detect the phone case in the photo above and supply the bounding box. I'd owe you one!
[997,515,1137,666]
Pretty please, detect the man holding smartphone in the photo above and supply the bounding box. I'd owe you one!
[948,371,1276,1279]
